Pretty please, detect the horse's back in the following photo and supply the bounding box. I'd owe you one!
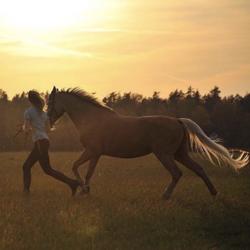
[115,114,184,155]
[139,115,184,152]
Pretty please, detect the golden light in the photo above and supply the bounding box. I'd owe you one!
[0,0,113,32]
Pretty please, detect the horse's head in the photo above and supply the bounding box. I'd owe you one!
[47,86,65,127]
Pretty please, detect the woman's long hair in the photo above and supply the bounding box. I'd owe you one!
[28,90,45,113]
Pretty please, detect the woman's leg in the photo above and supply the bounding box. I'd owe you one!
[37,140,79,195]
[22,146,39,192]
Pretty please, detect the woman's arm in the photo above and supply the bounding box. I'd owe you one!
[22,119,32,134]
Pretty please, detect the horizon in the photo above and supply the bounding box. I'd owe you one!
[1,84,250,100]
[1,1,250,98]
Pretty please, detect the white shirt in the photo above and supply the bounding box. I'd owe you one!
[24,106,49,142]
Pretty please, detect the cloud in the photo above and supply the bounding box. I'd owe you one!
[0,34,94,58]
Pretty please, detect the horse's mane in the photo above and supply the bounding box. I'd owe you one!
[60,88,114,112]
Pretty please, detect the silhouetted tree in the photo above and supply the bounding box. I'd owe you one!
[204,86,221,111]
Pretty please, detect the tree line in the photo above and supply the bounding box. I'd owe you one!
[0,86,250,151]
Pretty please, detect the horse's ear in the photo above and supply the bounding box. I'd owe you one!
[51,86,57,96]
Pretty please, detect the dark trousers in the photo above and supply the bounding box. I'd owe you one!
[23,139,77,191]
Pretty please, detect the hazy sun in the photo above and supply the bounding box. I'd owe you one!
[0,0,111,32]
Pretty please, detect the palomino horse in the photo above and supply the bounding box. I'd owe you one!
[47,87,249,199]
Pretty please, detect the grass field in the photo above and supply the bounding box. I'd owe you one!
[0,152,250,250]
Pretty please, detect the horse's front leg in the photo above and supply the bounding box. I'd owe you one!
[72,151,92,186]
[80,156,100,195]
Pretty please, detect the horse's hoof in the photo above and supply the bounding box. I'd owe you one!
[80,185,90,195]
[211,189,218,196]
[213,192,221,200]
[162,193,171,200]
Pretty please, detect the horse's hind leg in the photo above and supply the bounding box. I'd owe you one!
[154,153,182,200]
[175,152,217,196]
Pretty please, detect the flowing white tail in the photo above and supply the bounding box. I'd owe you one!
[179,118,249,170]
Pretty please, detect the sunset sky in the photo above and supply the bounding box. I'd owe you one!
[0,0,249,98]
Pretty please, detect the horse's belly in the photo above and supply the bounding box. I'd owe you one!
[104,150,151,158]
[103,141,152,158]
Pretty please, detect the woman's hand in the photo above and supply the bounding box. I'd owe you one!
[46,120,55,133]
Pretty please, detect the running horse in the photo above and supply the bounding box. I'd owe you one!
[47,87,249,199]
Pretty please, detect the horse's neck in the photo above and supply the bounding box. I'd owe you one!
[59,93,110,130]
